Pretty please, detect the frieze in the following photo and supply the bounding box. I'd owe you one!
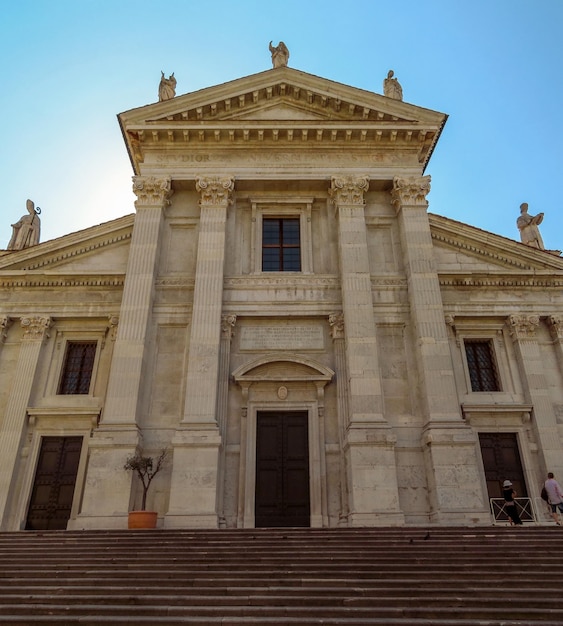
[151,150,412,167]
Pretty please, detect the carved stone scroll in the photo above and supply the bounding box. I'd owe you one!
[132,176,173,207]
[196,176,234,207]
[329,176,369,207]
[391,175,431,209]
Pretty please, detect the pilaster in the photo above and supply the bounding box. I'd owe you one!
[328,313,349,525]
[166,176,234,528]
[392,176,487,524]
[330,178,403,526]
[217,314,236,527]
[510,314,562,478]
[0,316,51,529]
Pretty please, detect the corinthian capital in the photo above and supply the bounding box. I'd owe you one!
[328,313,345,340]
[329,176,369,207]
[507,314,540,340]
[132,176,173,207]
[548,316,563,340]
[196,176,235,207]
[391,175,431,209]
[20,316,51,340]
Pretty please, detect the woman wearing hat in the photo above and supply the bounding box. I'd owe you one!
[502,480,523,525]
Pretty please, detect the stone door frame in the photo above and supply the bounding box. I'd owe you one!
[233,354,334,528]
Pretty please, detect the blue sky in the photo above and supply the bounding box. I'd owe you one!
[1,0,562,251]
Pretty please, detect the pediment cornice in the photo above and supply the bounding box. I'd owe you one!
[430,213,563,272]
[119,67,446,174]
[0,214,133,271]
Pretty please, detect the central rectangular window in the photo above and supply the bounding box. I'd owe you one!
[465,340,500,392]
[262,218,301,272]
[58,341,97,395]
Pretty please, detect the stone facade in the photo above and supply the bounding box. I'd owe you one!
[1,65,562,531]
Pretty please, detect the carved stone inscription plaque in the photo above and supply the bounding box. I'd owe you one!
[240,325,324,351]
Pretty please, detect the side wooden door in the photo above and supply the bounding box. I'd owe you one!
[255,411,310,527]
[26,436,82,530]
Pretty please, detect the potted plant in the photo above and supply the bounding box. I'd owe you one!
[124,447,168,529]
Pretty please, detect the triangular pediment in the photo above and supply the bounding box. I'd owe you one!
[430,213,563,278]
[119,66,447,174]
[0,214,133,276]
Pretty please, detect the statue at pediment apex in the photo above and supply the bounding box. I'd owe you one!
[158,71,176,102]
[269,41,289,68]
[383,70,403,101]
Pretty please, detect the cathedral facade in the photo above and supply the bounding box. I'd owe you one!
[1,61,562,531]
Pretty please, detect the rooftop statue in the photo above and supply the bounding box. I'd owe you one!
[383,70,403,101]
[8,199,41,250]
[517,202,545,250]
[158,71,176,102]
[269,41,289,68]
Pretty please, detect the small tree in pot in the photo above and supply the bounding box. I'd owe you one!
[124,447,168,528]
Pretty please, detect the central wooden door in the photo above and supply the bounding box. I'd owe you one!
[255,411,310,527]
[25,436,82,531]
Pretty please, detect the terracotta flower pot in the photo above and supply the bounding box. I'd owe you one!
[128,510,158,529]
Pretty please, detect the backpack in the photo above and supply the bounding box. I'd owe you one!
[541,485,549,502]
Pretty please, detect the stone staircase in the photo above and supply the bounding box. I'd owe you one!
[0,526,562,624]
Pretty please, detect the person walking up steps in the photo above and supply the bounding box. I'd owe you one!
[544,472,563,526]
[502,480,523,525]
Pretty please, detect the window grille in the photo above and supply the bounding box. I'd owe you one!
[262,218,301,271]
[465,340,500,392]
[59,341,97,394]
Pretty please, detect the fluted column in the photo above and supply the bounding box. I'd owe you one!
[329,176,384,424]
[391,176,461,423]
[182,176,234,425]
[0,316,51,529]
[102,176,172,426]
[391,176,487,524]
[75,177,172,529]
[511,315,562,478]
[166,176,234,528]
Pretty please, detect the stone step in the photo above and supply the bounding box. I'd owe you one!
[1,527,562,624]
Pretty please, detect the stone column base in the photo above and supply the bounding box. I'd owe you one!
[165,426,221,528]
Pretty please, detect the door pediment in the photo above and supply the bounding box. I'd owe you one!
[233,353,334,384]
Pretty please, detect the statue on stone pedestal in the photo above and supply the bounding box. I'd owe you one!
[8,199,41,250]
[383,70,403,101]
[517,202,545,249]
[269,41,289,68]
[158,71,176,102]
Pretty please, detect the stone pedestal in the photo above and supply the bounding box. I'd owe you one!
[346,424,405,526]
[164,427,222,528]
